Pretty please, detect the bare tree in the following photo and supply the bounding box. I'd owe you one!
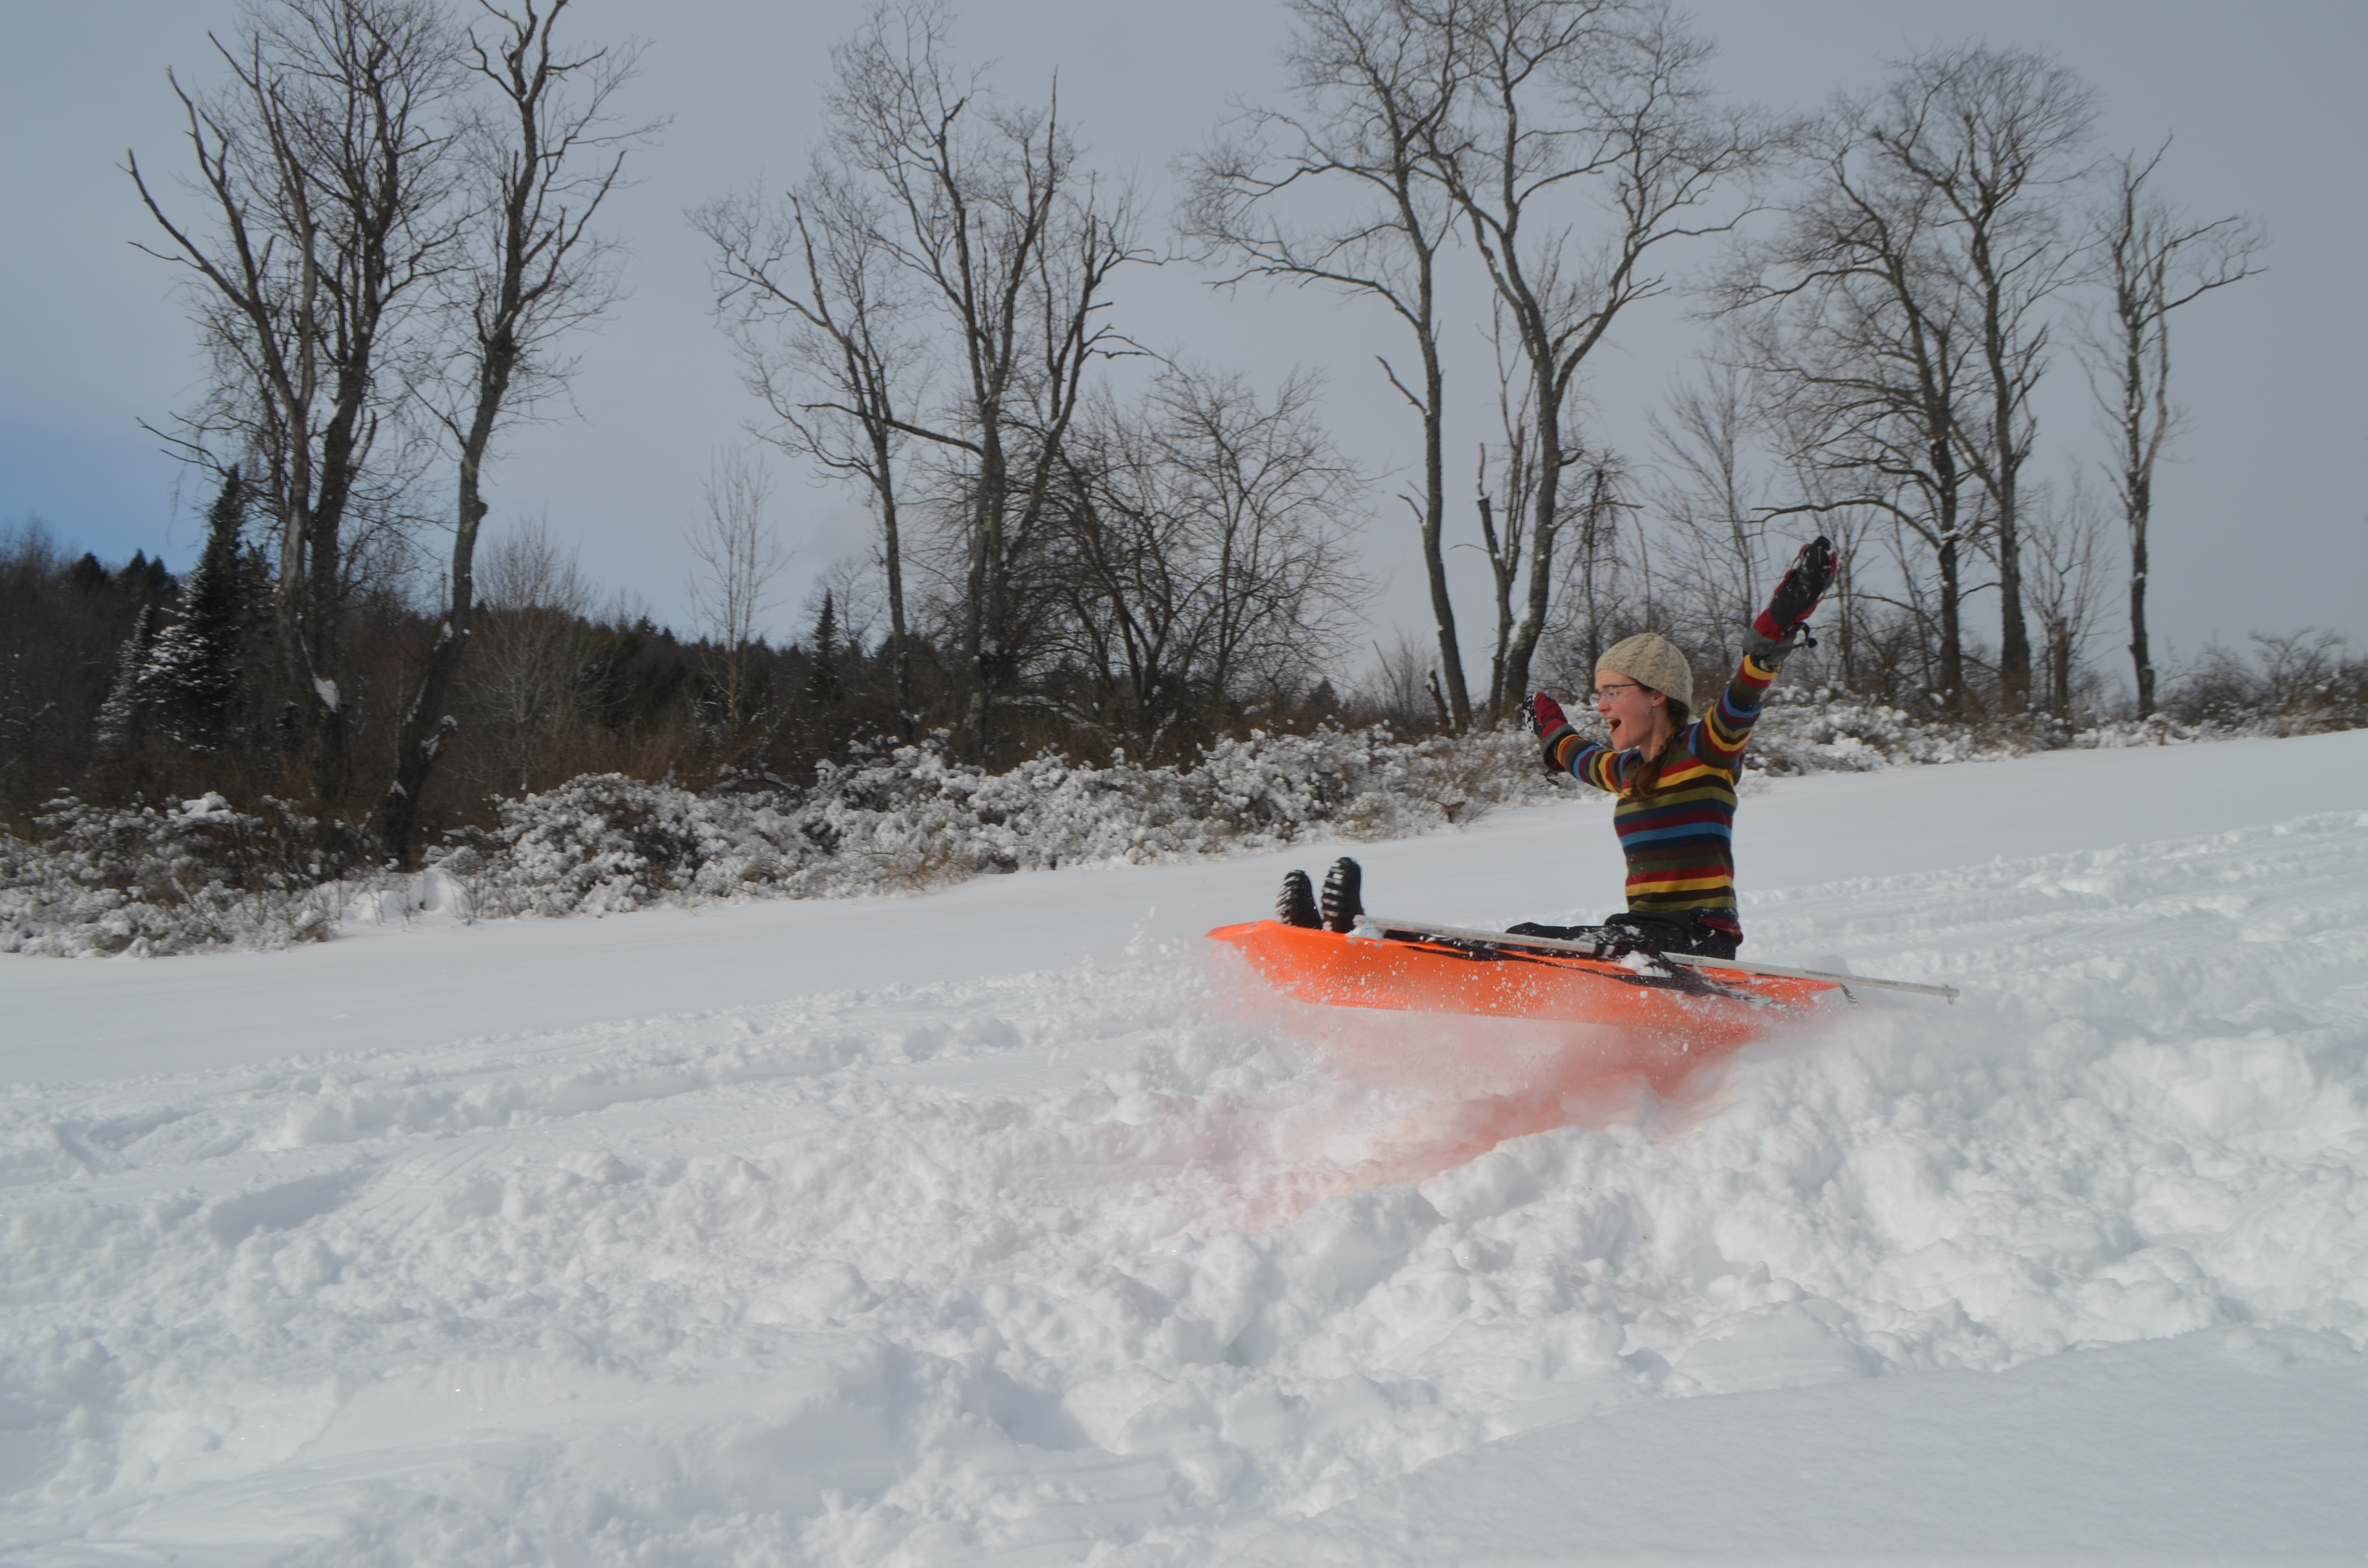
[1469,301,1639,717]
[1050,366,1369,756]
[1472,304,1537,718]
[686,450,792,762]
[379,0,653,862]
[130,0,467,805]
[1642,361,1882,688]
[816,1,1145,761]
[1363,624,1452,731]
[1722,91,1985,711]
[806,555,887,660]
[1644,360,1768,666]
[2081,142,2263,717]
[1181,0,1472,726]
[1723,47,2094,718]
[698,160,925,720]
[1419,0,1768,711]
[467,513,593,793]
[1550,449,1633,680]
[2022,476,2112,716]
[1870,45,2094,716]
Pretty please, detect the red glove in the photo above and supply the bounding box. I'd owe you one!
[1752,535,1838,643]
[1530,691,1575,774]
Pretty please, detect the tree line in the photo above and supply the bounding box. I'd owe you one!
[3,0,2323,859]
[1185,0,2269,732]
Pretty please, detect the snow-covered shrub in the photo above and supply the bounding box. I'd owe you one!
[0,794,343,956]
[1748,685,2268,767]
[11,687,2308,953]
[426,773,790,919]
[1167,724,1546,844]
[433,726,1563,919]
[2157,630,2368,738]
[1745,687,2007,774]
[2069,713,2223,749]
[412,695,2326,928]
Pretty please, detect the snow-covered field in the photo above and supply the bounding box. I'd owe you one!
[4,732,2366,1565]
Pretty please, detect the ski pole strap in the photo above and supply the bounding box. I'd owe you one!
[1353,915,1960,1003]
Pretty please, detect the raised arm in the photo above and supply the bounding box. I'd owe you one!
[1692,536,1838,770]
[1532,691,1633,793]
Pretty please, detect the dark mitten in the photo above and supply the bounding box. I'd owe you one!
[1747,536,1838,663]
[1530,691,1576,772]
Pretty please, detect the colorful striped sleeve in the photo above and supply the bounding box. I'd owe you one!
[1689,652,1779,769]
[1549,730,1638,794]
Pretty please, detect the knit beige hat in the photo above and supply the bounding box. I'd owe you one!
[1597,632,1692,709]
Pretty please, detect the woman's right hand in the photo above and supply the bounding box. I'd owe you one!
[1530,691,1577,774]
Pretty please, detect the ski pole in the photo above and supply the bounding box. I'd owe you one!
[1353,915,1960,1003]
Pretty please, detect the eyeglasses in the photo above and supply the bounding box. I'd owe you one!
[1592,681,1644,706]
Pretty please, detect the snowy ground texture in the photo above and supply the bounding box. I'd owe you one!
[4,732,2367,1564]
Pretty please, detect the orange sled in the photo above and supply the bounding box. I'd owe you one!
[1209,919,1952,1130]
[1209,918,1845,1060]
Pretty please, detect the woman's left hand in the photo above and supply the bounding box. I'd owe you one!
[1755,535,1838,640]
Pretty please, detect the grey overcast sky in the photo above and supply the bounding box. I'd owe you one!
[3,0,2362,690]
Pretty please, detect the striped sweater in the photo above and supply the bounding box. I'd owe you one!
[1546,652,1780,927]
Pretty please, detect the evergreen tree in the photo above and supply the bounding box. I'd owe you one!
[805,592,844,709]
[93,552,172,756]
[144,469,250,747]
[122,551,169,607]
[92,637,148,756]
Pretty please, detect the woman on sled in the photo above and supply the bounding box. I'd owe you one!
[1275,536,1837,962]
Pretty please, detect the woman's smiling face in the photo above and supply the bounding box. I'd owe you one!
[1593,676,1662,750]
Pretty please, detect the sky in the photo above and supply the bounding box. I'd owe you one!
[3,0,2362,694]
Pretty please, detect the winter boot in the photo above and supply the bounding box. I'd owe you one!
[1276,869,1321,929]
[1320,857,1364,933]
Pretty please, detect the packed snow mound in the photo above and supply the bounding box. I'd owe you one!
[2,788,2364,1563]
